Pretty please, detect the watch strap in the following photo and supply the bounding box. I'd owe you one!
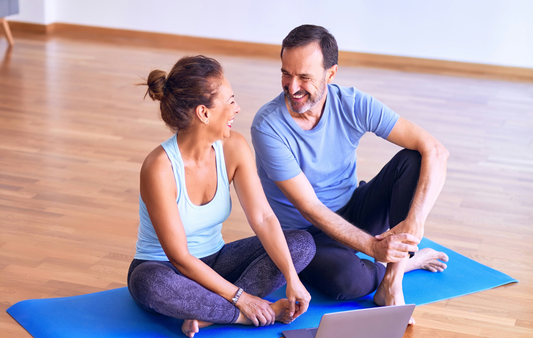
[231,287,243,305]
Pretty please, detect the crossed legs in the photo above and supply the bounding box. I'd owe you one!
[127,230,315,329]
[300,150,448,312]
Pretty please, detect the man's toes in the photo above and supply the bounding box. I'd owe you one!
[435,261,447,270]
[438,252,449,262]
[430,262,447,272]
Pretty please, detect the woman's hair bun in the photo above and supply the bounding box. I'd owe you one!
[145,69,167,101]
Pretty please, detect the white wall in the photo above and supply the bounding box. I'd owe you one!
[8,0,46,24]
[8,0,533,69]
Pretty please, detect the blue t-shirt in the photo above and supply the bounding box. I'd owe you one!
[251,84,399,230]
[134,134,231,260]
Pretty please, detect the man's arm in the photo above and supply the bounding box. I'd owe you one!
[275,173,419,263]
[378,117,449,240]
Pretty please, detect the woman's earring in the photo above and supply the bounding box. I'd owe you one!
[205,119,209,124]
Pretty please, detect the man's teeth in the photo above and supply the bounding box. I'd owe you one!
[293,94,304,99]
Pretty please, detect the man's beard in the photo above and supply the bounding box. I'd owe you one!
[284,74,327,114]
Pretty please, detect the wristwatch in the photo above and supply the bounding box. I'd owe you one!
[231,287,244,305]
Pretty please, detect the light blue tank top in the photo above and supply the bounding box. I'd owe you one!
[134,134,231,260]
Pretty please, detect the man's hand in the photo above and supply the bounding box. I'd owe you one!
[375,219,424,241]
[285,278,311,320]
[235,291,275,326]
[370,232,420,263]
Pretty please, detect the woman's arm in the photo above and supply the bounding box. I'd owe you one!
[223,132,311,319]
[140,146,275,326]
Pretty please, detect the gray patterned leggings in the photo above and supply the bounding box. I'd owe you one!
[127,230,315,324]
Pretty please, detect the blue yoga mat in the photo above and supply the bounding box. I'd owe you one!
[7,238,517,338]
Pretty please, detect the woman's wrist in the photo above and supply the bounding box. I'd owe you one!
[284,268,300,284]
[231,287,244,306]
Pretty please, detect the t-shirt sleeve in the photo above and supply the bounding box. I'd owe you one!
[251,127,302,182]
[354,90,399,139]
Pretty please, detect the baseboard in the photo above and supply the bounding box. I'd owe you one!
[7,21,533,82]
[8,21,50,34]
[339,51,533,81]
[49,23,281,59]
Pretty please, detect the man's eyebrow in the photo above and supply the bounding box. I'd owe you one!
[281,68,312,77]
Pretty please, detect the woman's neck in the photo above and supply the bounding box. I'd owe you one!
[176,127,216,163]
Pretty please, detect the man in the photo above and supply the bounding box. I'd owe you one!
[251,25,449,324]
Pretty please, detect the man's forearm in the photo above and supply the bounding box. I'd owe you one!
[404,144,449,236]
[300,203,375,255]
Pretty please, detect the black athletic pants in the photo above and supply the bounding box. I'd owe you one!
[299,149,422,300]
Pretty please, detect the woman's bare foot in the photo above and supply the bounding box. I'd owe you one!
[270,299,294,324]
[405,248,449,273]
[235,298,294,325]
[181,319,212,337]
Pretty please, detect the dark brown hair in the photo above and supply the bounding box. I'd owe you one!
[144,55,224,132]
[281,25,338,69]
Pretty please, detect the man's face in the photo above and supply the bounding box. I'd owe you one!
[281,42,328,114]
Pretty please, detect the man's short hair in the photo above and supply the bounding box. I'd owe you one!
[281,25,338,69]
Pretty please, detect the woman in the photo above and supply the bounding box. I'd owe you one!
[127,55,316,337]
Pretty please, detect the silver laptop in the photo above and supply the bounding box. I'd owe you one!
[282,304,415,338]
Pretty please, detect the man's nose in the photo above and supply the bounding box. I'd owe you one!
[288,78,300,94]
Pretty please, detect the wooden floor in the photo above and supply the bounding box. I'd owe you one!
[0,33,532,338]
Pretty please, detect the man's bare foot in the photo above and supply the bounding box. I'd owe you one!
[374,275,416,325]
[181,319,212,338]
[405,248,449,273]
[374,259,416,325]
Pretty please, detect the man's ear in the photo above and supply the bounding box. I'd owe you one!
[327,65,338,83]
[195,105,210,124]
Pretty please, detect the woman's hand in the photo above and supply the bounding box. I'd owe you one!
[285,278,311,320]
[235,291,276,326]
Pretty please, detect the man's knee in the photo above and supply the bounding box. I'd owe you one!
[335,261,386,300]
[397,149,421,170]
[301,254,385,300]
[331,274,377,300]
[284,230,316,272]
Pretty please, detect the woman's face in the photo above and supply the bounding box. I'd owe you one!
[209,77,240,139]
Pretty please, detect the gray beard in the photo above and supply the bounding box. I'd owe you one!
[285,74,327,114]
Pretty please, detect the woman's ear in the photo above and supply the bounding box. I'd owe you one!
[195,105,210,124]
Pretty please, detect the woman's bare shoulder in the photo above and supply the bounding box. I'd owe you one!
[141,145,172,180]
[222,130,249,154]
